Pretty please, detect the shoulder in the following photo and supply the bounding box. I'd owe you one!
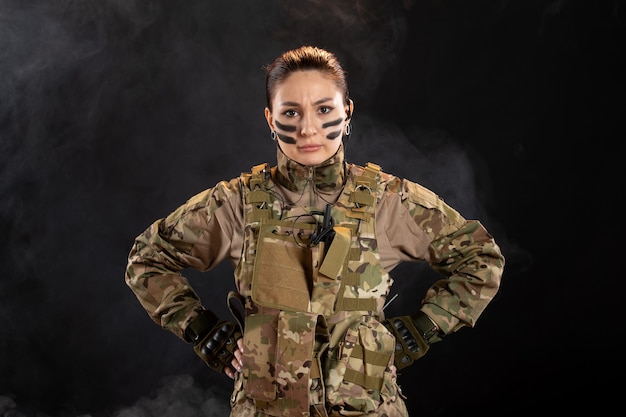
[239,163,272,190]
[351,162,465,226]
[349,162,442,207]
[347,162,402,193]
[168,176,242,219]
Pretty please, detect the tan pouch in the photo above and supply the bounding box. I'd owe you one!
[252,219,315,311]
[242,310,328,416]
[318,226,351,279]
[274,311,323,416]
[242,313,277,402]
[325,316,395,413]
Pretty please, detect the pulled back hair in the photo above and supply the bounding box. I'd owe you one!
[264,45,350,112]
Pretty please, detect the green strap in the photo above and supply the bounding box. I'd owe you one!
[246,163,273,221]
[340,342,388,391]
[318,226,351,279]
[335,163,383,312]
[343,368,383,392]
[339,297,377,312]
[250,163,270,189]
[347,162,380,219]
[351,344,390,366]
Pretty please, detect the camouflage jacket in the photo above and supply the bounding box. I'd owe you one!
[125,144,504,415]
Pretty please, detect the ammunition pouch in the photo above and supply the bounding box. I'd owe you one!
[324,315,397,414]
[241,311,329,417]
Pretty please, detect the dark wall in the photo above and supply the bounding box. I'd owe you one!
[1,1,623,416]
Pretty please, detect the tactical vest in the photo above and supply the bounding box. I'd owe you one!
[232,162,398,417]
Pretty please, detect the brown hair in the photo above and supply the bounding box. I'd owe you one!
[264,45,350,112]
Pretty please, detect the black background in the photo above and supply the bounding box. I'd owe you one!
[1,1,624,416]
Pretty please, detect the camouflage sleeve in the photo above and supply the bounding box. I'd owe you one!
[398,179,505,335]
[124,177,243,341]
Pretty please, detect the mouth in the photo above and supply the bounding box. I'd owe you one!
[298,144,322,152]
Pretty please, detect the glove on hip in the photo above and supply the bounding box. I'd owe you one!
[185,309,243,375]
[383,311,441,370]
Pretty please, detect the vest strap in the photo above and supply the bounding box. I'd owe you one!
[347,162,381,220]
[318,226,351,279]
[250,163,270,189]
[246,163,273,221]
[351,344,391,367]
[338,297,377,311]
[227,290,245,331]
[343,368,383,392]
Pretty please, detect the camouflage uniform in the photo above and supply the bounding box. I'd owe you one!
[125,144,504,416]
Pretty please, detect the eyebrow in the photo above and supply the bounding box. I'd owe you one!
[279,97,333,107]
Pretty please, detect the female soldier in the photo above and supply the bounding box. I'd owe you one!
[125,45,505,417]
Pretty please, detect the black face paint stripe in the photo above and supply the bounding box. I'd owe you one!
[276,133,296,144]
[275,120,296,132]
[322,118,343,128]
[275,116,343,142]
[326,130,342,140]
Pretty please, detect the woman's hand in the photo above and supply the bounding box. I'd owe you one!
[225,338,244,379]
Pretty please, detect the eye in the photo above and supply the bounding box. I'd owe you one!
[283,109,299,117]
[319,106,332,114]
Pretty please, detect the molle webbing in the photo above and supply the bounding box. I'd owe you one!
[274,311,326,416]
[245,163,273,222]
[346,162,381,220]
[343,344,388,390]
[334,162,382,312]
[238,161,391,414]
[241,161,385,315]
[335,255,378,314]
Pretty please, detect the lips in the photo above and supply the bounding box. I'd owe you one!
[298,144,321,152]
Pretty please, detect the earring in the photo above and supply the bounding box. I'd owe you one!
[344,123,351,137]
[271,131,277,141]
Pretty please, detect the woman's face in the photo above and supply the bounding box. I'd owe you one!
[265,70,353,166]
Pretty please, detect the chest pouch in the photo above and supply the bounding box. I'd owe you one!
[252,218,316,312]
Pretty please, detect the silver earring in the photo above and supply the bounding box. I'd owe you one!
[344,123,351,136]
[271,131,277,141]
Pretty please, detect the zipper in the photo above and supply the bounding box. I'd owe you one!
[308,166,315,207]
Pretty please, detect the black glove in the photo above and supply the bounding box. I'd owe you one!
[185,310,243,375]
[382,311,442,370]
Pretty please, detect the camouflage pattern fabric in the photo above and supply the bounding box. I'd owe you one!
[125,143,504,417]
[324,315,397,414]
[233,149,407,416]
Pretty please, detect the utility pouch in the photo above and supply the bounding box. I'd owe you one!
[242,312,278,403]
[242,310,328,416]
[318,226,351,279]
[252,218,315,311]
[274,311,326,417]
[324,316,395,414]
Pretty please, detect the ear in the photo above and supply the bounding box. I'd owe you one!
[264,107,274,130]
[346,99,354,121]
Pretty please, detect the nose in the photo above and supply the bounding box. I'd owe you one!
[300,113,316,136]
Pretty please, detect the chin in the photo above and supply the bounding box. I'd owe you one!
[297,156,326,166]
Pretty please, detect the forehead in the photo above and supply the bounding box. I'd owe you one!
[273,70,342,101]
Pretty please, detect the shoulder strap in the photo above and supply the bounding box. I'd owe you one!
[227,290,246,331]
[346,162,381,220]
[241,163,273,222]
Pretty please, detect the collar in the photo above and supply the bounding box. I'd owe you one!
[275,144,346,193]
